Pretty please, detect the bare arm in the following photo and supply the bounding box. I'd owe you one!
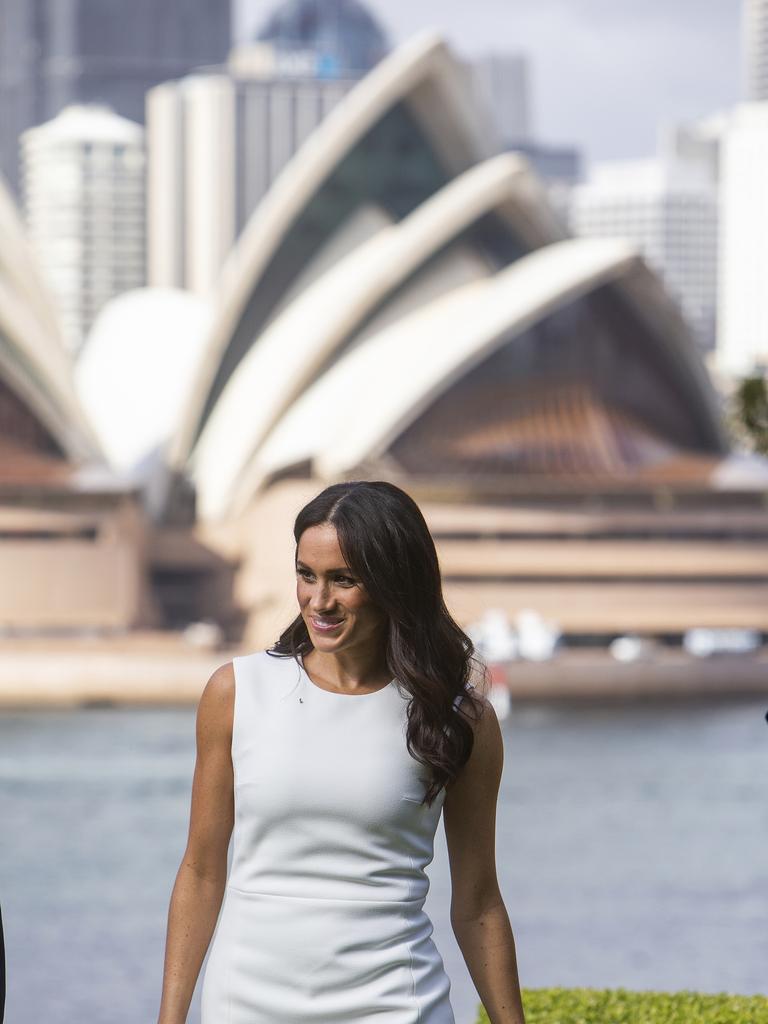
[443,696,526,1024]
[156,663,235,1024]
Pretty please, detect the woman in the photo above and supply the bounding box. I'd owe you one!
[157,480,526,1024]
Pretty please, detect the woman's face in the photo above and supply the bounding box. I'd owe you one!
[296,523,387,655]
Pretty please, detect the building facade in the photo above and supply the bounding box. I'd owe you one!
[0,173,156,635]
[21,105,146,353]
[3,30,765,647]
[744,0,768,100]
[718,102,768,375]
[147,56,356,296]
[0,0,230,194]
[569,127,719,353]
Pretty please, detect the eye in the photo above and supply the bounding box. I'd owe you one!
[335,575,356,586]
[296,568,314,580]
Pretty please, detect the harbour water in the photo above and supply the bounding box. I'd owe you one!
[1,694,766,1023]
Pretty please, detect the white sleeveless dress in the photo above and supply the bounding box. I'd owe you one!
[200,649,463,1023]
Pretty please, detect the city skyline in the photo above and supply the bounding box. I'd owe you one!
[238,0,741,166]
[1,0,763,376]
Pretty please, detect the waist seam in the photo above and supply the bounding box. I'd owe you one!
[226,883,426,906]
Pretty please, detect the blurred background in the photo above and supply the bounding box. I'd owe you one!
[0,0,767,1021]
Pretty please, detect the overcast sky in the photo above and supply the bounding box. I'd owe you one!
[237,0,743,168]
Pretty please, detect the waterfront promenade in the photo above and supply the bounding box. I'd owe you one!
[1,633,766,707]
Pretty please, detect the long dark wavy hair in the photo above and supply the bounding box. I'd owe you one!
[268,480,487,806]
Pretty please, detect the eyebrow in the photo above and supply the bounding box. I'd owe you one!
[295,560,355,575]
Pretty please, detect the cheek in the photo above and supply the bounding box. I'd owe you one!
[350,595,383,627]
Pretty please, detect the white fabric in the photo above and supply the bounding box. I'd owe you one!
[201,649,457,1023]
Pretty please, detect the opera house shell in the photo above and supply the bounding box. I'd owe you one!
[2,31,767,646]
[0,175,159,631]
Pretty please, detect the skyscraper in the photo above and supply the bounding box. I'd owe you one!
[147,52,355,296]
[21,105,146,353]
[744,0,768,100]
[0,0,230,194]
[570,124,719,353]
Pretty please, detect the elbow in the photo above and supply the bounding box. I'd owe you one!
[449,880,505,926]
[182,859,228,889]
[180,843,229,888]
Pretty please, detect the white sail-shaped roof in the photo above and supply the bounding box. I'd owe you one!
[0,175,100,461]
[76,288,213,473]
[165,32,493,481]
[189,153,564,518]
[219,237,726,517]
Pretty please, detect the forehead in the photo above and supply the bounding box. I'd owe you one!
[296,523,348,566]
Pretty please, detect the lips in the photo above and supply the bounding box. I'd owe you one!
[310,617,344,632]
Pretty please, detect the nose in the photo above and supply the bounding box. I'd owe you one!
[309,579,336,613]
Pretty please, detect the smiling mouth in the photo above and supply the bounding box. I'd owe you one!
[310,617,344,632]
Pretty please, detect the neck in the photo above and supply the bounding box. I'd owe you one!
[304,642,390,691]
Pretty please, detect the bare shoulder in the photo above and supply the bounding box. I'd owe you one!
[446,691,504,797]
[460,684,501,740]
[196,661,235,742]
[465,659,502,740]
[202,660,235,699]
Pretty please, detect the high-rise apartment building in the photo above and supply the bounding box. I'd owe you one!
[147,47,356,296]
[0,0,230,194]
[21,105,146,353]
[570,125,719,353]
[146,0,390,295]
[744,0,768,100]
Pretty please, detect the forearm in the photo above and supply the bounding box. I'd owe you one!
[451,899,526,1024]
[156,863,226,1024]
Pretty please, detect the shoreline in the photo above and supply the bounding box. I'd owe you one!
[0,634,766,707]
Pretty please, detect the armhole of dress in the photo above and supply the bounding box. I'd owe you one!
[231,651,269,771]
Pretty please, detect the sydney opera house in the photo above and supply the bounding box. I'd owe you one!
[2,34,767,653]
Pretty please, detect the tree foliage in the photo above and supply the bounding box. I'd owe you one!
[728,373,768,455]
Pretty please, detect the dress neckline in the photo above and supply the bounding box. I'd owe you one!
[297,654,395,698]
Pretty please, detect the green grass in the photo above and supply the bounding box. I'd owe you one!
[474,987,768,1023]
